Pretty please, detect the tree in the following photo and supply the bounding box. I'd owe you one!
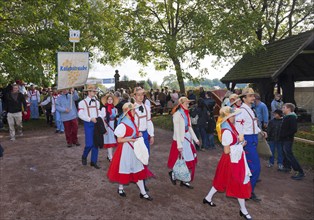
[161,74,179,90]
[146,78,153,88]
[0,0,121,86]
[121,75,130,81]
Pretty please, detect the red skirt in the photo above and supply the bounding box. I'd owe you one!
[213,153,252,199]
[107,143,152,184]
[167,140,197,181]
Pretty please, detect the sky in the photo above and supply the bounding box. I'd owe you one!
[88,55,234,85]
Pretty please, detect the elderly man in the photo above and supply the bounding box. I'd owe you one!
[56,88,80,147]
[4,84,27,141]
[235,88,267,202]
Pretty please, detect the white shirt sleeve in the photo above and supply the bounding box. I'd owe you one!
[221,130,233,146]
[146,104,154,137]
[114,124,126,137]
[40,96,51,106]
[78,100,91,122]
[235,113,244,135]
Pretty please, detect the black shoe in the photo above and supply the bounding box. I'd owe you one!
[107,156,111,162]
[118,189,126,197]
[240,210,253,220]
[180,181,194,189]
[90,162,100,169]
[168,171,176,185]
[140,193,153,201]
[82,156,87,166]
[55,130,59,133]
[74,142,81,147]
[256,179,262,183]
[291,172,304,180]
[203,198,216,207]
[250,192,261,202]
[67,144,72,148]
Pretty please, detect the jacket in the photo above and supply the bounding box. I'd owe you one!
[280,113,297,142]
[93,117,106,147]
[172,110,198,149]
[267,118,282,141]
[4,92,27,113]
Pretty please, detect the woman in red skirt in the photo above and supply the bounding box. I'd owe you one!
[107,102,153,201]
[167,97,200,189]
[203,106,253,220]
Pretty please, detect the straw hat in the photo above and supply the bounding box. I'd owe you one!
[133,87,145,95]
[84,84,98,92]
[178,97,194,104]
[239,88,255,97]
[219,106,242,123]
[101,93,119,106]
[229,94,240,106]
[121,102,139,118]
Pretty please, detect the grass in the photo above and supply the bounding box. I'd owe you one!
[152,114,314,168]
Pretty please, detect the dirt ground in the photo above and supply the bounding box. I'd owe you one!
[0,123,313,220]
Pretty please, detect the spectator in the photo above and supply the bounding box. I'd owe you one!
[280,103,304,180]
[204,91,216,113]
[191,98,209,150]
[158,88,167,112]
[255,94,269,130]
[271,93,284,119]
[3,84,27,141]
[207,113,216,149]
[170,90,179,105]
[267,109,284,170]
[199,87,205,99]
[187,90,196,105]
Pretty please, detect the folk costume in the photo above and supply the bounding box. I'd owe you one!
[133,88,154,154]
[204,107,253,220]
[235,88,263,202]
[28,87,40,119]
[168,97,199,187]
[100,93,119,161]
[78,85,102,168]
[107,102,153,200]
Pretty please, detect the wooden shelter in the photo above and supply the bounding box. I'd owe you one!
[221,30,314,107]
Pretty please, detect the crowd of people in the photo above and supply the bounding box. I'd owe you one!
[0,80,305,220]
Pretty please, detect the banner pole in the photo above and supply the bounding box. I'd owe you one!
[73,42,75,52]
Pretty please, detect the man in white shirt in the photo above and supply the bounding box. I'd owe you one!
[235,88,267,202]
[78,84,102,169]
[133,87,154,154]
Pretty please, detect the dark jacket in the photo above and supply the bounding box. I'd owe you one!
[4,92,27,113]
[116,100,128,117]
[267,118,282,141]
[190,107,209,128]
[207,116,216,134]
[93,117,106,148]
[280,113,297,142]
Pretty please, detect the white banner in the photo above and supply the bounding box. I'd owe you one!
[69,30,80,42]
[57,52,89,90]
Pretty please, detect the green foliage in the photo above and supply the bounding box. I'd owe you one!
[0,0,122,86]
[152,114,173,131]
[161,74,179,90]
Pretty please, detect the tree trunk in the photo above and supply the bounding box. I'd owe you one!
[171,57,185,94]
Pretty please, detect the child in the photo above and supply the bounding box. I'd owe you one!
[280,103,304,180]
[267,109,283,170]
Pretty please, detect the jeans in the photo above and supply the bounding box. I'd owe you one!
[268,141,283,165]
[282,141,303,174]
[199,127,208,149]
[208,133,215,148]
